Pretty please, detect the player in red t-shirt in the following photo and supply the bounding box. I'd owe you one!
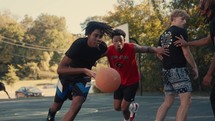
[104,29,169,121]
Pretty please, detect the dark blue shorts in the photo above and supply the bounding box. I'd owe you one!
[54,77,91,102]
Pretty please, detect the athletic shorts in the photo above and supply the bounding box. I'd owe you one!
[114,82,139,102]
[54,76,91,102]
[162,67,192,94]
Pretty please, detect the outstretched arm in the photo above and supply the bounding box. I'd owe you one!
[181,46,199,80]
[174,35,211,47]
[133,43,169,56]
[203,53,215,86]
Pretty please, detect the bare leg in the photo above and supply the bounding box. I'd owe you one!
[4,90,11,99]
[47,101,64,121]
[176,92,191,121]
[50,102,64,113]
[61,96,85,121]
[114,99,122,111]
[0,83,10,99]
[121,99,130,120]
[155,94,175,121]
[114,99,130,120]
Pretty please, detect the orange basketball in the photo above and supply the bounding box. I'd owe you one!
[95,67,121,93]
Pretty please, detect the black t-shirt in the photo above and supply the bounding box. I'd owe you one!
[158,26,188,69]
[60,37,107,80]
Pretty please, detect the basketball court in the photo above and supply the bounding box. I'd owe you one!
[0,24,213,121]
[0,93,214,121]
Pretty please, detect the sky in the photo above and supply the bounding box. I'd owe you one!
[0,0,120,34]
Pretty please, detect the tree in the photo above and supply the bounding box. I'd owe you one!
[17,62,40,80]
[26,14,73,65]
[18,14,74,79]
[20,15,34,31]
[2,65,19,85]
[0,13,25,78]
[0,12,75,80]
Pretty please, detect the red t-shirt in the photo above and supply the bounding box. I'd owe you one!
[107,43,140,86]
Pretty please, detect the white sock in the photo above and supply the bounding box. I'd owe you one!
[130,112,134,117]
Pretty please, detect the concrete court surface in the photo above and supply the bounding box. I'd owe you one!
[0,93,214,121]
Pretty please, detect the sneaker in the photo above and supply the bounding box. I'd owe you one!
[129,113,136,121]
[129,102,139,121]
[46,108,55,121]
[46,115,54,121]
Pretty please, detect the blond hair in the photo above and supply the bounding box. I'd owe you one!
[170,9,190,21]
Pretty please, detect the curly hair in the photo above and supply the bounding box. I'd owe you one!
[84,21,113,37]
[199,0,215,22]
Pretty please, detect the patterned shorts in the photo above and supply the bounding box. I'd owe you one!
[162,67,192,94]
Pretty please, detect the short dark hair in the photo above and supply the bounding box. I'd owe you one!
[84,21,113,37]
[111,29,126,39]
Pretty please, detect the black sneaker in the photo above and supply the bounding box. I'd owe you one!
[46,115,54,121]
[46,108,55,121]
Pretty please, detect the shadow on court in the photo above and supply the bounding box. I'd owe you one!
[0,93,214,121]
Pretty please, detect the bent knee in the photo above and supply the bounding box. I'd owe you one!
[114,106,121,111]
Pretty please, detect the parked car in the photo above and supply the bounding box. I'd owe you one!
[15,86,43,98]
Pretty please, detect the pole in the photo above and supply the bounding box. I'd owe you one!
[129,38,143,96]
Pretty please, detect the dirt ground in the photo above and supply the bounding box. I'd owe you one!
[0,79,58,99]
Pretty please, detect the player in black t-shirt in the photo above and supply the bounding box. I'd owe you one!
[46,21,112,121]
[174,0,215,118]
[155,9,198,121]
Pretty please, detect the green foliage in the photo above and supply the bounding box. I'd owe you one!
[20,15,34,30]
[0,10,17,27]
[27,14,73,64]
[0,23,24,40]
[2,65,19,85]
[49,64,58,73]
[0,17,25,65]
[141,54,163,91]
[0,12,74,80]
[17,62,40,79]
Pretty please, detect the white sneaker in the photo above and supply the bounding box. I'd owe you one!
[129,102,139,121]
